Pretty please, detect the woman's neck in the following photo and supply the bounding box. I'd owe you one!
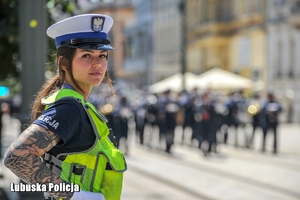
[62,82,90,100]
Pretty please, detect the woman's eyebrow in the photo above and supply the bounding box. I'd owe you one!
[80,49,107,53]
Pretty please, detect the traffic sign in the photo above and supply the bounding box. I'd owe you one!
[0,86,9,97]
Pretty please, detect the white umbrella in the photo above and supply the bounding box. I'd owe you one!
[148,72,198,93]
[195,68,254,90]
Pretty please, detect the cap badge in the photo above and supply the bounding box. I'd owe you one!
[91,16,105,32]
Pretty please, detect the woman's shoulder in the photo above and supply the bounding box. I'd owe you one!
[48,97,85,112]
[33,98,88,139]
[35,98,86,127]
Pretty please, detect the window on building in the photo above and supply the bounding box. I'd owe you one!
[207,0,216,22]
[291,0,300,14]
[187,0,201,26]
[239,37,251,67]
[252,69,260,81]
[216,0,232,22]
[275,0,286,6]
[227,0,236,20]
[137,31,145,57]
[232,0,242,18]
[239,0,247,16]
[246,0,260,16]
[289,38,295,78]
[125,36,134,59]
[276,41,282,78]
[200,0,208,22]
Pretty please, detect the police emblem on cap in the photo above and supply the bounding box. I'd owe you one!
[91,16,105,32]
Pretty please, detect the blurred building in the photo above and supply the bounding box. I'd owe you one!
[266,0,300,123]
[79,0,300,123]
[185,0,266,85]
[152,0,183,82]
[123,0,183,88]
[123,0,154,88]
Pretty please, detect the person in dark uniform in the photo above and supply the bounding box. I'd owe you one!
[133,95,147,145]
[157,92,167,145]
[159,90,179,153]
[113,95,133,154]
[191,94,203,148]
[178,90,195,145]
[197,93,217,156]
[261,92,282,153]
[4,14,126,200]
[248,93,265,148]
[223,92,239,145]
[143,93,159,146]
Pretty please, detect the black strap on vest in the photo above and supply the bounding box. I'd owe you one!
[45,197,56,200]
[108,128,118,147]
[42,153,63,175]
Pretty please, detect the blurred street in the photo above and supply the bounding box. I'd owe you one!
[0,113,300,200]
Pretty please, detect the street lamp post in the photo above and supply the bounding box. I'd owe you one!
[179,0,186,91]
[18,0,48,132]
[18,0,48,198]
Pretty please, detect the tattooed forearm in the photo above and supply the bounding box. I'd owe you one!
[16,124,60,154]
[4,124,74,200]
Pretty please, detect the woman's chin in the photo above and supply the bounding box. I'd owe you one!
[90,78,104,86]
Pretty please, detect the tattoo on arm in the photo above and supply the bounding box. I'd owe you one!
[4,124,74,200]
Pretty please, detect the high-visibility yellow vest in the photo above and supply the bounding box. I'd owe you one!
[41,89,127,200]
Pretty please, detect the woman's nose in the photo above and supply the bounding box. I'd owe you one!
[93,57,101,67]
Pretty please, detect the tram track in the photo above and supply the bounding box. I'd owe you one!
[123,166,212,200]
[181,152,300,199]
[125,143,300,200]
[218,145,300,171]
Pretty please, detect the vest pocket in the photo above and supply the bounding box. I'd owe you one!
[100,170,123,200]
[96,149,126,200]
[61,153,100,192]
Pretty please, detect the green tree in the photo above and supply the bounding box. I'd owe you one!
[0,0,82,95]
[0,0,19,81]
[0,0,108,95]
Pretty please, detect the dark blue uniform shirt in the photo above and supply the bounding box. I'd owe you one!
[33,98,96,156]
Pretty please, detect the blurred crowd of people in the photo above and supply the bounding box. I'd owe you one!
[89,87,282,156]
[0,87,282,157]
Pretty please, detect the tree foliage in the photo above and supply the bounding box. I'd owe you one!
[0,0,82,94]
[0,0,107,94]
[0,0,19,81]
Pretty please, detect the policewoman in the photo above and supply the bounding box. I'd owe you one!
[4,14,127,200]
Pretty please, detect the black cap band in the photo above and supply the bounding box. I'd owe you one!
[59,38,111,48]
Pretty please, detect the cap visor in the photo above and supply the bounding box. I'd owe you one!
[67,43,114,50]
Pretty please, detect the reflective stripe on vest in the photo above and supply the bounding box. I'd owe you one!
[41,89,127,200]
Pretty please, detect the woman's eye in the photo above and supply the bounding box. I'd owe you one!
[99,54,108,58]
[83,54,90,58]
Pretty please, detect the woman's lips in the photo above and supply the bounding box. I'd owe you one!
[89,72,101,76]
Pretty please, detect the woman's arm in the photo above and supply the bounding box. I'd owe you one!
[4,124,74,200]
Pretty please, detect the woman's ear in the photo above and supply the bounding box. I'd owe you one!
[58,56,67,71]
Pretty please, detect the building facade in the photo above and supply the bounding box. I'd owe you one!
[185,0,266,85]
[123,0,154,88]
[266,0,300,122]
[122,0,183,88]
[152,0,183,83]
[82,0,300,122]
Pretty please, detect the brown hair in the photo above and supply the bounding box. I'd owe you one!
[30,46,115,121]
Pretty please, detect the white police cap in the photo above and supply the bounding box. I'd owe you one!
[47,14,114,50]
